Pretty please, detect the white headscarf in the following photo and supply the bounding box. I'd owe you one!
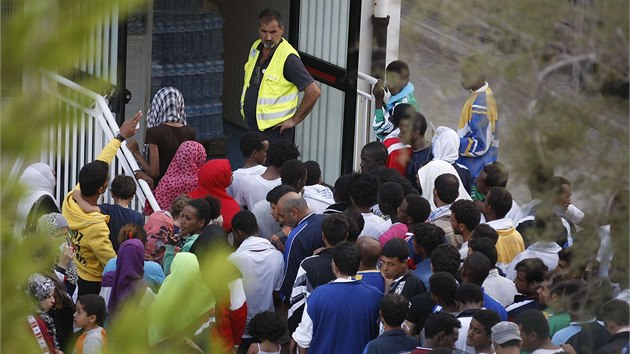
[15,163,58,237]
[431,126,460,164]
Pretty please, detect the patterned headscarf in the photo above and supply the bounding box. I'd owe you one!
[27,273,59,350]
[36,213,68,238]
[145,141,207,214]
[144,210,174,265]
[146,87,186,129]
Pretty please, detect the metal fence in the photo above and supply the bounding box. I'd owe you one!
[354,71,378,170]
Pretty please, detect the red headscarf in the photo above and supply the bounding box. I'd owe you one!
[189,159,240,232]
[145,141,206,214]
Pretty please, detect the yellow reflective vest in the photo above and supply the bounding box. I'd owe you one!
[240,39,300,131]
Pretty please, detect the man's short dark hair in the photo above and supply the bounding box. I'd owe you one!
[548,176,571,197]
[516,309,550,339]
[404,195,431,224]
[187,197,221,228]
[79,160,109,197]
[482,162,509,188]
[266,140,300,168]
[380,293,409,327]
[386,60,410,80]
[378,182,404,216]
[232,210,258,236]
[430,244,461,276]
[258,9,283,27]
[361,142,388,165]
[239,131,268,158]
[304,161,321,186]
[77,294,107,327]
[471,223,499,245]
[333,174,353,203]
[468,237,498,265]
[411,223,446,257]
[424,312,461,339]
[455,283,483,304]
[110,174,136,200]
[430,272,458,306]
[463,252,491,286]
[472,310,501,339]
[412,112,429,135]
[332,241,361,276]
[349,173,379,208]
[322,214,349,246]
[598,299,630,327]
[280,159,307,189]
[487,187,513,219]
[450,199,481,231]
[266,184,296,204]
[514,258,548,284]
[435,173,460,204]
[390,103,415,128]
[461,55,488,81]
[382,238,409,263]
[342,208,364,243]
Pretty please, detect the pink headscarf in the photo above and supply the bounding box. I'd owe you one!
[145,141,206,214]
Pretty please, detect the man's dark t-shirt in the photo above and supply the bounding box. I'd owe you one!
[99,204,145,252]
[243,40,314,131]
[144,124,196,184]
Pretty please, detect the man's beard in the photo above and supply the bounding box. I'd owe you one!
[263,41,276,49]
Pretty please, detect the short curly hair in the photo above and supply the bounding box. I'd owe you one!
[239,131,268,158]
[266,140,300,168]
[110,174,137,200]
[247,311,286,342]
[450,199,481,231]
[349,173,379,208]
[430,244,461,276]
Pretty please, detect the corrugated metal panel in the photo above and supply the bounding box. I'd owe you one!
[298,0,349,68]
[295,85,345,184]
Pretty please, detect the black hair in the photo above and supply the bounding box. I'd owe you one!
[380,293,409,327]
[471,310,501,339]
[79,160,109,197]
[434,173,460,204]
[411,112,429,135]
[77,294,107,327]
[404,194,431,224]
[468,237,498,265]
[304,161,321,186]
[110,174,136,200]
[332,241,361,276]
[378,182,404,217]
[187,197,221,228]
[558,246,573,265]
[460,55,488,81]
[266,184,296,204]
[247,311,287,342]
[333,174,353,203]
[430,244,461,276]
[342,208,364,243]
[232,210,258,236]
[515,309,550,339]
[598,299,630,326]
[258,9,284,27]
[386,60,410,80]
[514,258,548,284]
[190,224,229,256]
[280,159,307,189]
[361,142,388,164]
[322,214,349,246]
[424,312,461,339]
[463,252,491,286]
[239,131,268,158]
[471,223,499,245]
[548,176,571,197]
[382,238,409,263]
[430,272,458,306]
[454,283,483,304]
[486,187,513,219]
[349,173,379,208]
[369,167,419,197]
[390,103,415,128]
[482,162,509,188]
[450,199,481,231]
[266,140,300,168]
[411,223,446,257]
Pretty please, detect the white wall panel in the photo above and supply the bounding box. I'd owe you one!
[298,0,349,68]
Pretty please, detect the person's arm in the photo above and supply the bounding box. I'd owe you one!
[127,139,160,179]
[278,82,321,134]
[92,226,117,267]
[71,189,101,213]
[371,79,393,141]
[97,111,142,164]
[292,302,313,352]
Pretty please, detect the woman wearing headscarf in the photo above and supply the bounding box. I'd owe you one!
[127,87,196,187]
[27,273,61,354]
[418,126,472,210]
[148,252,215,348]
[143,210,174,266]
[15,163,59,238]
[144,140,207,214]
[189,159,240,232]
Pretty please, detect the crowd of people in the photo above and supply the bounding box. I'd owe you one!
[14,8,629,354]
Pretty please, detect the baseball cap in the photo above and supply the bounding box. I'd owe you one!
[491,321,521,345]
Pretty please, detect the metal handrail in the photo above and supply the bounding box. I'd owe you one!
[40,70,161,212]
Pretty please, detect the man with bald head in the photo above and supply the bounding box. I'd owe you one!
[278,192,325,304]
[356,236,385,293]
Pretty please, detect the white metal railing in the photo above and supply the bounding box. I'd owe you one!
[38,70,160,213]
[354,71,378,171]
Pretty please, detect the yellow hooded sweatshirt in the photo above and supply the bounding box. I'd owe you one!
[62,139,120,282]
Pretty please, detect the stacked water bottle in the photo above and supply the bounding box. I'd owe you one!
[151,7,224,140]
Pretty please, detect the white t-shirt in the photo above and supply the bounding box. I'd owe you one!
[359,213,391,239]
[483,268,518,308]
[228,165,267,198]
[252,199,281,240]
[235,175,281,210]
[75,327,107,354]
